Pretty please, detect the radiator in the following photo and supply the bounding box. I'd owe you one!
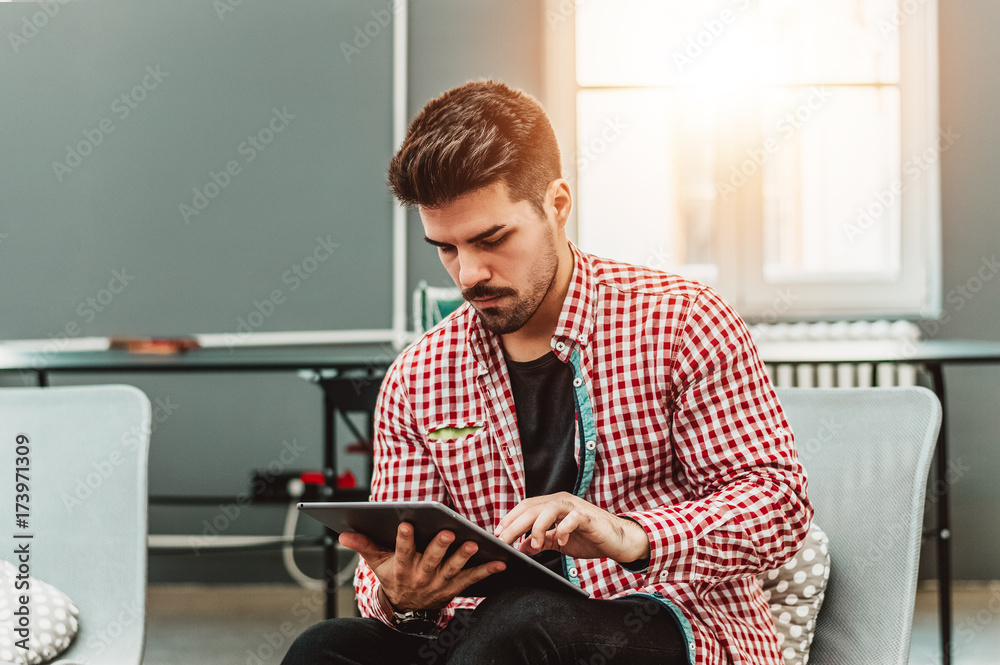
[748,320,921,389]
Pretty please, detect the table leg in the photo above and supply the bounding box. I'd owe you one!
[928,362,952,665]
[314,373,382,619]
[322,385,339,620]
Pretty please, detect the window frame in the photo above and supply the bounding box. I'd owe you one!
[541,0,942,322]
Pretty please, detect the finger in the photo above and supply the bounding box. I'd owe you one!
[339,532,391,568]
[527,505,564,551]
[394,522,417,566]
[492,494,569,538]
[447,559,507,596]
[417,530,456,575]
[495,503,549,546]
[553,510,585,547]
[517,529,558,555]
[440,540,479,580]
[338,531,378,556]
[493,498,537,541]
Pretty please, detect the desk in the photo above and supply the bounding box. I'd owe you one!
[0,344,398,619]
[757,338,1000,665]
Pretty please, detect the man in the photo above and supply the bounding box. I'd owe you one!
[281,79,812,664]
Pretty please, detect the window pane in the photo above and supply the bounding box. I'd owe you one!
[761,86,901,282]
[576,89,718,282]
[577,0,900,88]
[577,0,736,87]
[756,0,900,85]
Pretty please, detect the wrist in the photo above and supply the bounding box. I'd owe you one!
[617,514,651,564]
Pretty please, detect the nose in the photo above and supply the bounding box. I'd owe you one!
[457,250,491,289]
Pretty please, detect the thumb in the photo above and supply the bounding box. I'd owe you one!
[339,531,391,566]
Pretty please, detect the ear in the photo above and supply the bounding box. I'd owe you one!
[546,179,573,231]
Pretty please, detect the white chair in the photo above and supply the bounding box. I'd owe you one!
[777,387,941,665]
[0,385,151,664]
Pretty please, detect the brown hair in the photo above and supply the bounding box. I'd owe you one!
[387,79,561,218]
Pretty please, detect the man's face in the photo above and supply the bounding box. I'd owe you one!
[420,181,560,335]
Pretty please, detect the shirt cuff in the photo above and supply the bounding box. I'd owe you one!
[370,581,396,627]
[619,508,697,584]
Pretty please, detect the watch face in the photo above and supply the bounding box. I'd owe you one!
[394,609,439,622]
[393,616,440,638]
[392,608,440,637]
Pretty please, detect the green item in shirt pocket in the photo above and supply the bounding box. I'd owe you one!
[427,425,482,439]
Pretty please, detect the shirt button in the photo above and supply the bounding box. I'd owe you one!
[506,444,516,456]
[572,377,583,387]
[569,567,578,578]
[555,342,567,352]
[578,334,586,343]
[585,440,596,450]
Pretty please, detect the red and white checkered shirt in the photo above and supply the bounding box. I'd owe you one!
[355,243,813,665]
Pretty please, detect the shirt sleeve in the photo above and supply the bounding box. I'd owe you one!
[353,354,459,632]
[621,286,813,585]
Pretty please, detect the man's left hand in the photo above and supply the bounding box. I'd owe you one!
[493,492,650,563]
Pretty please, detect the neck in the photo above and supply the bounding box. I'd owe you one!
[501,241,575,362]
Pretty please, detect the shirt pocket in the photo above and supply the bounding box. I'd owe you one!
[423,421,487,454]
[426,424,484,440]
[423,423,490,487]
[423,423,494,523]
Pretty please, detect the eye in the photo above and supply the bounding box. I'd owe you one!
[438,245,457,254]
[481,235,508,249]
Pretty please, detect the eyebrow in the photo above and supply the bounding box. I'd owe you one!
[424,224,506,248]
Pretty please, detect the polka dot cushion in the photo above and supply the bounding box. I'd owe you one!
[758,522,831,665]
[0,560,80,665]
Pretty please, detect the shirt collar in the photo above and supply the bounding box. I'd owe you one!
[466,241,595,368]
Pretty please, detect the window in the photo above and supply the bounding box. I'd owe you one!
[546,0,941,320]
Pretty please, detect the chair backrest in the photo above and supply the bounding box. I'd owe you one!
[0,385,151,665]
[776,387,941,665]
[413,280,464,334]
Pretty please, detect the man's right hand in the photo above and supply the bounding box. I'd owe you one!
[339,522,506,612]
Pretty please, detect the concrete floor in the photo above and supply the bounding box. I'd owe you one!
[908,582,1000,665]
[141,582,1000,665]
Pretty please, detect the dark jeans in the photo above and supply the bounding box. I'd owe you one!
[279,587,690,665]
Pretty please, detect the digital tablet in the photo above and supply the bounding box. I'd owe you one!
[298,501,589,598]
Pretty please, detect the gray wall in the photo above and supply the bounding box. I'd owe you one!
[927,0,1000,581]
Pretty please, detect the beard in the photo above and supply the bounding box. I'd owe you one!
[463,237,560,335]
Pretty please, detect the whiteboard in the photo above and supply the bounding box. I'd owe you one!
[0,0,397,340]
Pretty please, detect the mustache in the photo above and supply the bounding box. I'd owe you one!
[463,284,517,301]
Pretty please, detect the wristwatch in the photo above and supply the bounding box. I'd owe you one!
[381,588,441,638]
[390,607,442,638]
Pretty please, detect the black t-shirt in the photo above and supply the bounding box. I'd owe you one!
[504,350,579,574]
